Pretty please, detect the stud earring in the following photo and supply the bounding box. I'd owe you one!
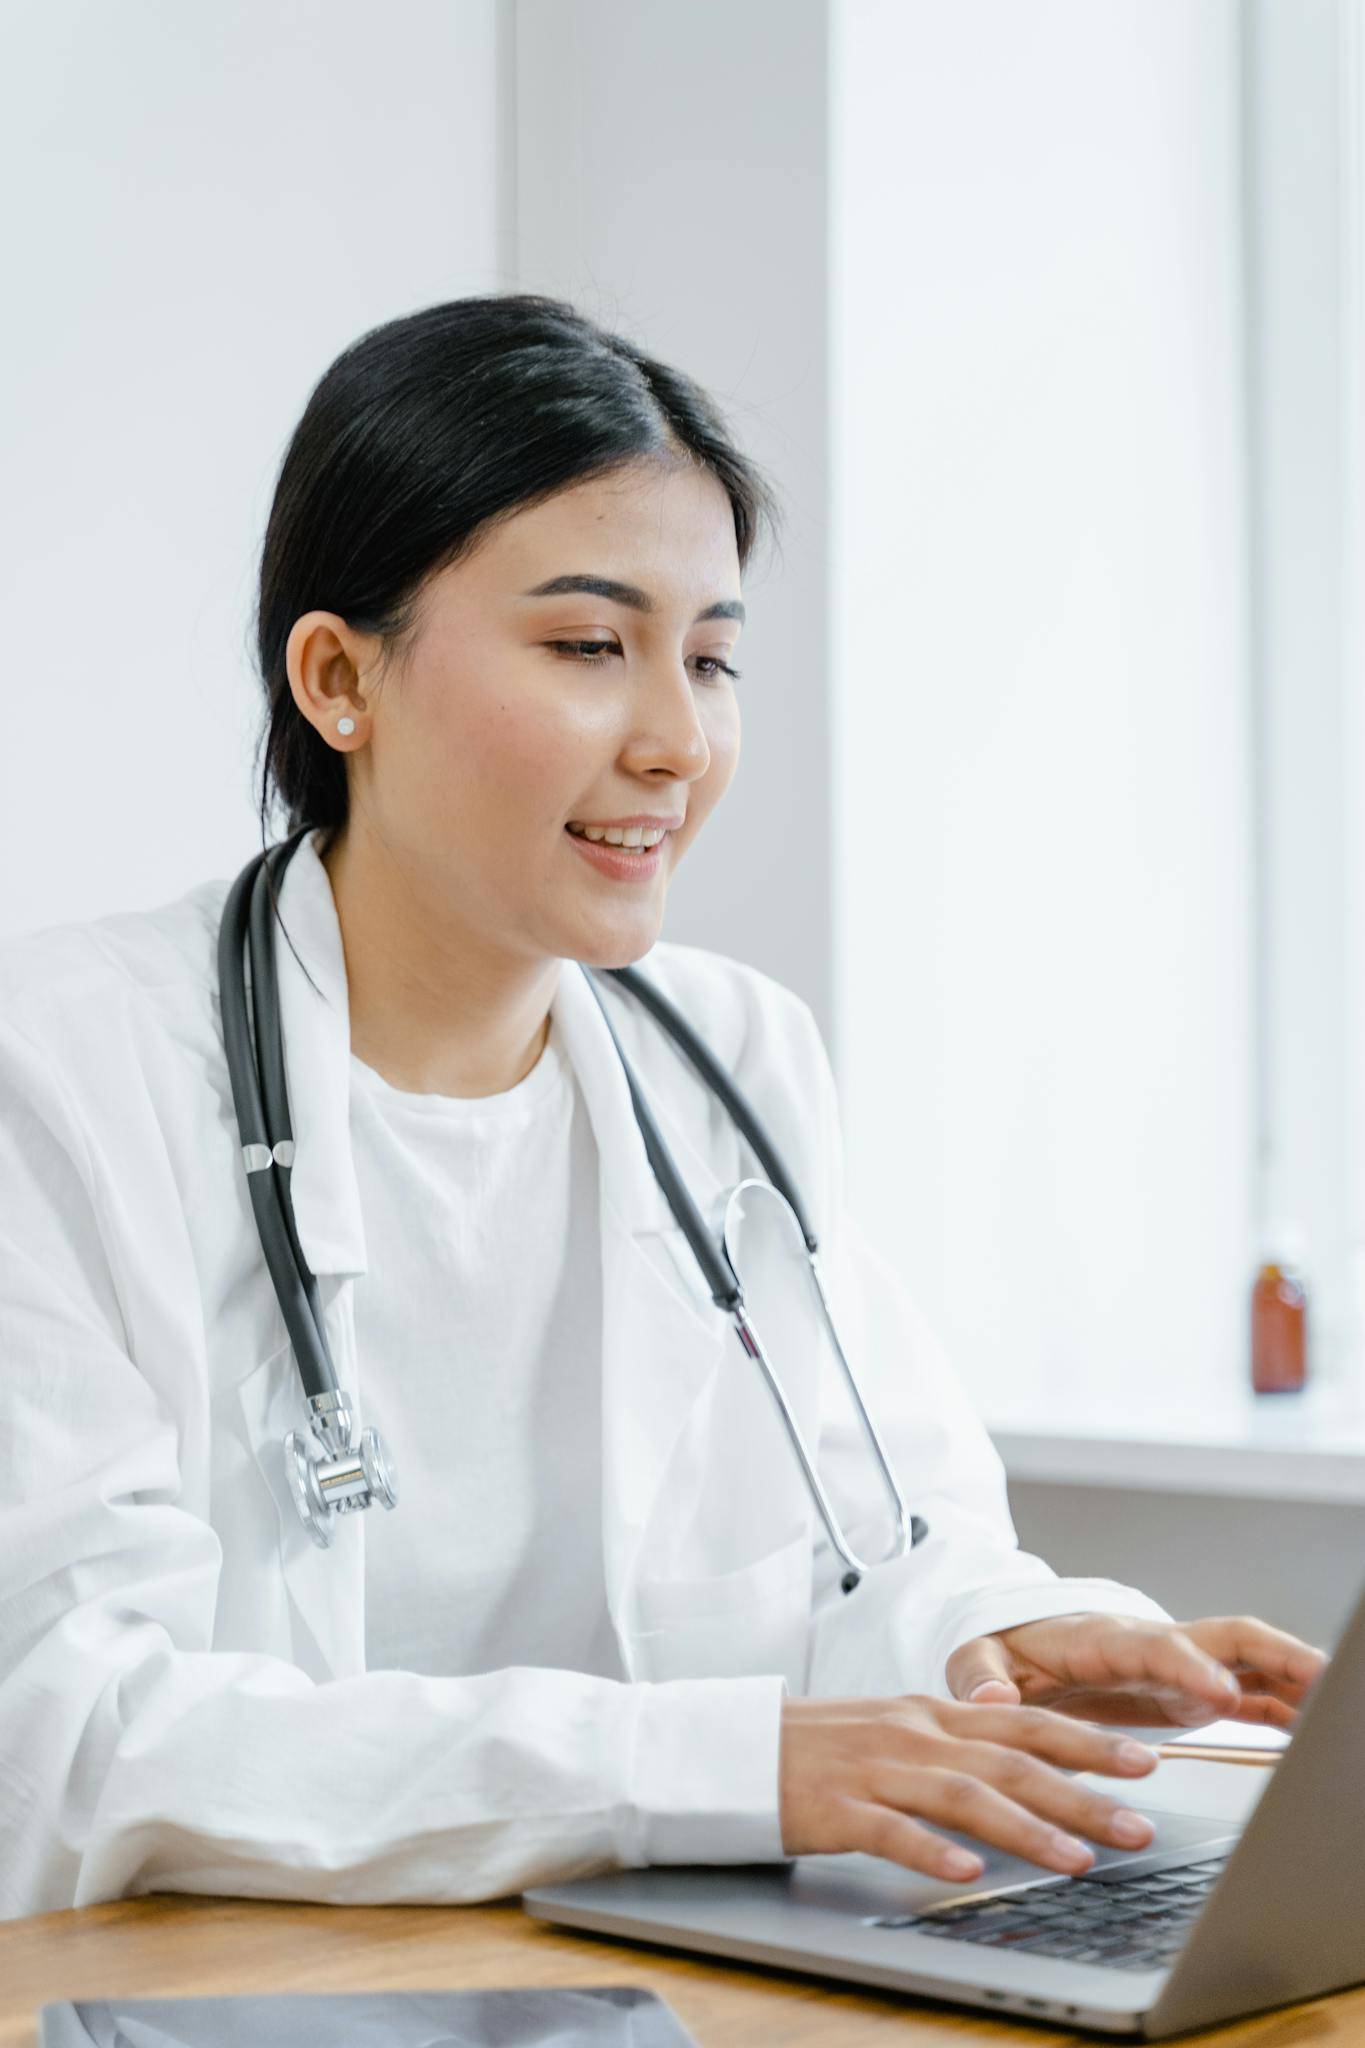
[337,717,356,737]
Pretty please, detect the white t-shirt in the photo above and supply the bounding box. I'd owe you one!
[349,1012,624,1683]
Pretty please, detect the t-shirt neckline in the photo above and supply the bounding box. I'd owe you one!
[348,1017,568,1120]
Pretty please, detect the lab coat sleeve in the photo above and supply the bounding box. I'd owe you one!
[775,998,1174,1704]
[0,1014,783,1918]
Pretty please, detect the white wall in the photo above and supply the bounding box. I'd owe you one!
[512,0,836,1043]
[831,0,1255,1416]
[0,0,505,936]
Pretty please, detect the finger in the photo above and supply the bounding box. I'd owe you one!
[1040,1690,1205,1728]
[1224,1678,1312,1720]
[1058,1624,1243,1722]
[1181,1616,1329,1691]
[947,1635,1023,1707]
[1184,1663,1316,1728]
[937,1701,1159,1779]
[947,1738,1158,1855]
[966,1679,1023,1705]
[1047,1688,1302,1731]
[887,1765,1100,1877]
[848,1799,988,1884]
[1223,1692,1297,1730]
[1228,1668,1314,1703]
[1067,1671,1309,1732]
[1037,1688,1247,1729]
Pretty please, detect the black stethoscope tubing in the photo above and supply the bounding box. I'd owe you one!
[219,826,818,1392]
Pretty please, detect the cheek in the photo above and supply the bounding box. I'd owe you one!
[417,679,593,816]
[692,701,741,812]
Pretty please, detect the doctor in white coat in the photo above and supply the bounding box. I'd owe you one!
[0,294,1325,1922]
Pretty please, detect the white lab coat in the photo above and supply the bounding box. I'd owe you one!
[0,830,1169,1920]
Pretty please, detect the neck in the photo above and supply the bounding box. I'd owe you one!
[320,824,560,1098]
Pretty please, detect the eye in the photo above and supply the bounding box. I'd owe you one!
[547,641,742,682]
[547,640,621,667]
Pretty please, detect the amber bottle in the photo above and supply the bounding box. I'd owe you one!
[1250,1226,1308,1393]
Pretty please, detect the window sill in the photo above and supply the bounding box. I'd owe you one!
[984,1378,1365,1503]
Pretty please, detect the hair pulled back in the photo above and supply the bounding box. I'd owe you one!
[251,292,784,869]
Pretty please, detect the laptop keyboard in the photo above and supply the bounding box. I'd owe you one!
[868,1853,1231,1973]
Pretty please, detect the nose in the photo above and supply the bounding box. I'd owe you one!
[622,654,713,781]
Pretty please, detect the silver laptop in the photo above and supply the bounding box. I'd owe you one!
[524,1573,1365,2037]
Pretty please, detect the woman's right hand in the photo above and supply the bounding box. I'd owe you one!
[778,1694,1163,1883]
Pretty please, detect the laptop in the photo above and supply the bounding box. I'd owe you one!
[524,1572,1365,2037]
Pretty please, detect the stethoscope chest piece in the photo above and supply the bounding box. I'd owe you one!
[285,1394,400,1549]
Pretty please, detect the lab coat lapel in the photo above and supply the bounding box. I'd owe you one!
[549,962,730,1638]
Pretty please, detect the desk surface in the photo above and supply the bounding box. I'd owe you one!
[1,1763,1361,2048]
[5,1887,1365,2048]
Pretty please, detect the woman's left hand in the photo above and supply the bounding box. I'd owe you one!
[944,1613,1329,1730]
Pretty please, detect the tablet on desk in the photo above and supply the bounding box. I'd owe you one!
[38,1985,698,2046]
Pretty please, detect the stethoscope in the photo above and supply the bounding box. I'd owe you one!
[217,827,927,1592]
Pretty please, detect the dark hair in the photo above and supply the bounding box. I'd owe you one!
[247,293,784,991]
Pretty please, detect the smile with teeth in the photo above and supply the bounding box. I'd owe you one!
[566,823,668,849]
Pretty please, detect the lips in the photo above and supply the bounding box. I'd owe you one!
[564,828,667,880]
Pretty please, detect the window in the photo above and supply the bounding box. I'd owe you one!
[831,0,1364,1423]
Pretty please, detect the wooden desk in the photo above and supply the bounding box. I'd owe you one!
[0,1767,1359,2048]
[3,1888,1365,2048]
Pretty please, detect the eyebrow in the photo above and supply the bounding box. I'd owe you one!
[518,573,745,626]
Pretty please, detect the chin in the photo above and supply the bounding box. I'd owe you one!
[566,916,664,972]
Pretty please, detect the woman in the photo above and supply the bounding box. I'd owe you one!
[0,294,1324,1919]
